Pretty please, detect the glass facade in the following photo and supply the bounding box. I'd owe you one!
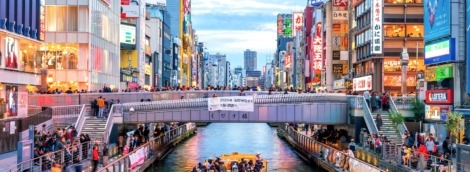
[44,0,121,92]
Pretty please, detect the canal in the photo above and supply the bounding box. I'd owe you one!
[147,123,326,172]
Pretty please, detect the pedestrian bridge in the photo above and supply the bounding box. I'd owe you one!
[116,93,348,124]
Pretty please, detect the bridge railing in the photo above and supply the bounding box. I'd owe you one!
[28,105,43,116]
[74,104,88,136]
[120,93,348,112]
[4,141,93,172]
[51,105,84,119]
[390,96,414,110]
[98,123,197,172]
[281,124,384,172]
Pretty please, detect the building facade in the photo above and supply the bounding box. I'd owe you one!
[43,0,120,92]
[146,4,165,89]
[0,0,43,118]
[244,49,257,71]
[351,0,424,94]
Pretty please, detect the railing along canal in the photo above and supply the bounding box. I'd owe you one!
[98,123,197,172]
[51,105,84,119]
[4,141,94,172]
[281,123,384,172]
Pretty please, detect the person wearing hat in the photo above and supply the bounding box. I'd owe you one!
[255,153,264,161]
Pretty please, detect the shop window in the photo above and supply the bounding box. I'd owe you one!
[384,25,405,37]
[20,43,42,73]
[384,75,417,86]
[383,59,424,72]
[405,25,424,38]
[406,0,423,3]
[39,44,79,70]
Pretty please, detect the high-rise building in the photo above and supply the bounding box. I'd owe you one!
[244,49,257,71]
[351,0,424,94]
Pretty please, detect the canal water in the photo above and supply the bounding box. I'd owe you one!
[147,123,326,172]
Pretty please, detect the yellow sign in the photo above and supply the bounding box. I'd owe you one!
[145,45,151,56]
[424,69,436,82]
[145,64,151,75]
[120,50,138,69]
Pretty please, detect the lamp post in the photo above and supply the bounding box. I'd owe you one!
[416,42,420,99]
[400,47,409,95]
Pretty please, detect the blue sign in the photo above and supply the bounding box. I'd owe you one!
[424,0,451,41]
[424,38,455,65]
[310,0,323,6]
[467,0,470,94]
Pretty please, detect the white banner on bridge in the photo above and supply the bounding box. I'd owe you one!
[208,96,254,112]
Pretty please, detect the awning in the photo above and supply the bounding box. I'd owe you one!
[454,108,470,116]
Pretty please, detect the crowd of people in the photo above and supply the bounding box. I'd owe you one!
[192,153,266,172]
[33,124,108,172]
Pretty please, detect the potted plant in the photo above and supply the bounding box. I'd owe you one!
[445,111,463,144]
[410,98,425,132]
[388,110,405,143]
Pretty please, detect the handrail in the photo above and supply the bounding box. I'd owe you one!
[51,105,83,119]
[389,96,408,136]
[4,141,94,172]
[349,96,378,135]
[98,123,197,172]
[74,104,87,136]
[281,124,384,172]
[103,104,122,143]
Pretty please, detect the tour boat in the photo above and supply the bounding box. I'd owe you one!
[217,152,268,172]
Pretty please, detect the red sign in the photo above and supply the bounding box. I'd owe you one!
[425,90,453,104]
[277,16,283,35]
[285,55,292,67]
[39,0,45,41]
[312,22,323,71]
[121,0,130,5]
[292,12,304,37]
[333,0,349,6]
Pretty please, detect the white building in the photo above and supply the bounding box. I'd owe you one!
[146,5,164,88]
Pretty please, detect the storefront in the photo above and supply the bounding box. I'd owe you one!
[333,79,352,92]
[352,75,372,92]
[383,59,424,94]
[423,89,453,144]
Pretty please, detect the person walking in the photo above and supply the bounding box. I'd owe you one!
[376,114,383,131]
[370,92,377,112]
[92,145,99,172]
[102,143,109,167]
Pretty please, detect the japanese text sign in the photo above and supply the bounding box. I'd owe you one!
[371,0,383,54]
[332,11,348,21]
[333,0,349,6]
[292,12,304,37]
[208,96,254,112]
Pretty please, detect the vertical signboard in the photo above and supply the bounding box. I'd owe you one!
[292,12,304,37]
[312,22,323,71]
[277,14,293,37]
[39,0,45,41]
[285,54,292,68]
[333,0,349,6]
[371,0,383,54]
[424,0,450,41]
[467,0,470,94]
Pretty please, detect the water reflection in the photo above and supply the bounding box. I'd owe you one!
[148,123,325,172]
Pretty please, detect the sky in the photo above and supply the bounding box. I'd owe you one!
[153,0,306,71]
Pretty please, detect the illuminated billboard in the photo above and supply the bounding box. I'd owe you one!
[120,24,136,45]
[292,12,304,37]
[277,14,292,37]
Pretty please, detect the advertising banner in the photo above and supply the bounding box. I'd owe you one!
[333,79,345,89]
[277,14,293,37]
[371,0,383,54]
[424,39,455,65]
[333,51,340,60]
[353,75,372,91]
[4,37,19,70]
[120,24,136,45]
[333,0,348,6]
[333,64,343,74]
[6,85,18,117]
[425,105,451,121]
[435,65,453,80]
[424,0,450,41]
[309,0,323,6]
[121,1,139,18]
[129,148,146,169]
[284,54,292,68]
[425,89,452,104]
[208,96,254,112]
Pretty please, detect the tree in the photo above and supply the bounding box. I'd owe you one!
[410,98,425,132]
[445,111,464,144]
[388,110,405,143]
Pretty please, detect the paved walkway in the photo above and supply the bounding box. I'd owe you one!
[0,151,17,172]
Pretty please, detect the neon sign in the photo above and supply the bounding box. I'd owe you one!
[292,12,303,37]
[312,23,323,70]
[285,54,292,68]
[39,0,45,41]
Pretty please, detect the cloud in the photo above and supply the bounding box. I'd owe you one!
[191,0,305,16]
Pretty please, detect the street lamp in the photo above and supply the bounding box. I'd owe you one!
[400,47,409,96]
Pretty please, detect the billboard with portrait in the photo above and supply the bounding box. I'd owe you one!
[424,0,450,41]
[5,86,18,117]
[4,37,18,69]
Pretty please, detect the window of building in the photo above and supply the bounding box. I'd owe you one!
[383,25,405,37]
[39,44,80,70]
[145,75,150,85]
[405,25,424,38]
[45,6,79,32]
